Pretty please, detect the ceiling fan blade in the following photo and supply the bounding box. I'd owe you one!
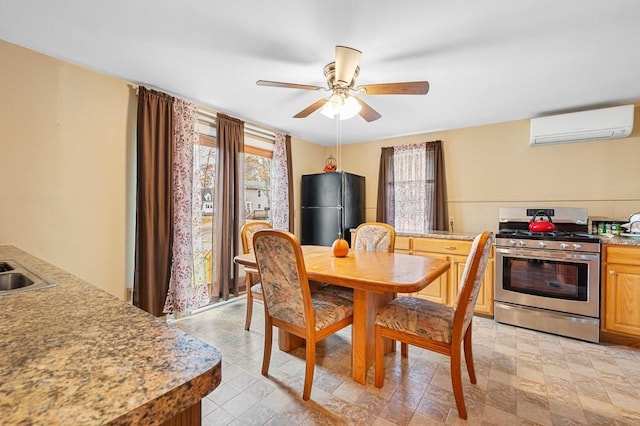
[352,97,382,122]
[335,46,362,86]
[293,98,328,118]
[357,81,430,95]
[256,80,325,91]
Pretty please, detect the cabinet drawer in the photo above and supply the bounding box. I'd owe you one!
[413,238,472,255]
[606,246,640,266]
[395,236,411,252]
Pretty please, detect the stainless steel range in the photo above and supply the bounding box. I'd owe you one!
[494,207,601,343]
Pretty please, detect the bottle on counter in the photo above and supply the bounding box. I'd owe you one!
[612,224,621,235]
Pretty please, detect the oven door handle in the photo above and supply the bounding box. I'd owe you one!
[495,247,599,262]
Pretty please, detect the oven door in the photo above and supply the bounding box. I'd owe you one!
[495,246,600,318]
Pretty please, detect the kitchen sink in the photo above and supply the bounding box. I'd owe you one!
[0,260,58,295]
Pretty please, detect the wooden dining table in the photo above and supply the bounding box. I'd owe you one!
[234,245,450,384]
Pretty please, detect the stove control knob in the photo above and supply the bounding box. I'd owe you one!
[538,241,547,248]
[560,243,569,249]
[573,243,582,250]
[518,240,527,247]
[508,240,516,246]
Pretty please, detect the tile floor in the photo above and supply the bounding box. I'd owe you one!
[174,299,640,425]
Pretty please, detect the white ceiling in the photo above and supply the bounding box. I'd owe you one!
[2,1,640,146]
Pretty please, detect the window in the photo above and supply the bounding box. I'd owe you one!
[195,111,275,302]
[379,141,447,233]
[244,152,271,221]
[393,144,429,233]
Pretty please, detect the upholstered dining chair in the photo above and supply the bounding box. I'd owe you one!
[241,221,272,330]
[352,222,396,253]
[374,231,493,420]
[252,229,354,401]
[321,222,396,302]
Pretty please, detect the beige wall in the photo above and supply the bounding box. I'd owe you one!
[290,137,327,236]
[332,108,640,233]
[0,40,135,299]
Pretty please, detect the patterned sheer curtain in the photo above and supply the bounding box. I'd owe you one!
[394,143,429,233]
[163,99,209,314]
[377,140,448,232]
[270,132,294,231]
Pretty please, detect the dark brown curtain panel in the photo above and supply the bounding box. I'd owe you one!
[134,87,174,317]
[213,113,245,301]
[285,135,294,232]
[376,147,395,224]
[426,140,449,230]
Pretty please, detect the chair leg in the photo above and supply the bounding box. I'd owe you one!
[302,339,315,400]
[401,342,409,358]
[450,342,467,420]
[463,324,477,384]
[261,317,273,377]
[244,274,254,331]
[374,326,384,388]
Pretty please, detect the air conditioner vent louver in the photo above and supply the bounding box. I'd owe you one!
[530,105,634,146]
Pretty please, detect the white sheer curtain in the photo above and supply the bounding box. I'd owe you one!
[164,99,209,314]
[270,132,290,230]
[393,142,429,234]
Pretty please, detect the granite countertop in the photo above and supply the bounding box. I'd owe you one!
[398,231,640,247]
[0,245,222,425]
[397,230,481,241]
[598,234,640,246]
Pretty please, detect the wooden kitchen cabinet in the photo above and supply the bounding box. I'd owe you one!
[410,237,494,315]
[603,245,640,337]
[448,250,495,316]
[394,236,411,254]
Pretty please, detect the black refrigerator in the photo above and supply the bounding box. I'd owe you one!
[301,172,365,247]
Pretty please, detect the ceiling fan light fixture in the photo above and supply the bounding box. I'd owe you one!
[320,94,361,120]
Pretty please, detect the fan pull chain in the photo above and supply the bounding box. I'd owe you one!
[335,114,342,171]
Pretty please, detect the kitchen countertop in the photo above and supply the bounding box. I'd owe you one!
[598,234,640,246]
[0,245,222,425]
[397,230,480,241]
[398,231,640,247]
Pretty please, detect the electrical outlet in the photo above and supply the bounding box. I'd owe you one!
[449,216,455,226]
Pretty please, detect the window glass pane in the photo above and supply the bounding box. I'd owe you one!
[244,153,271,222]
[393,145,427,233]
[197,144,217,299]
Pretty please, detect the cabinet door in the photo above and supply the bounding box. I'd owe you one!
[394,236,411,254]
[414,252,450,305]
[449,256,494,316]
[604,263,640,336]
[476,258,495,316]
[449,254,470,306]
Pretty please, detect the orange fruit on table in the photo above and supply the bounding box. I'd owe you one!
[332,238,349,257]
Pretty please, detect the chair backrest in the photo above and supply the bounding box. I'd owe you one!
[452,231,493,340]
[353,222,396,253]
[241,221,272,254]
[252,229,313,328]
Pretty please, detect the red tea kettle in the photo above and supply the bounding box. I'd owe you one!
[528,211,556,232]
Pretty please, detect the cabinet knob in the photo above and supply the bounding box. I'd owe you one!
[444,246,457,250]
[608,270,616,275]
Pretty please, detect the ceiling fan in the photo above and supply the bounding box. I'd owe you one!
[256,46,429,122]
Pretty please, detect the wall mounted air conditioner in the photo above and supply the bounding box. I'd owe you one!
[530,104,634,146]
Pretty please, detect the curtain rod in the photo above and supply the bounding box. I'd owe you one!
[198,110,276,142]
[134,84,279,142]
